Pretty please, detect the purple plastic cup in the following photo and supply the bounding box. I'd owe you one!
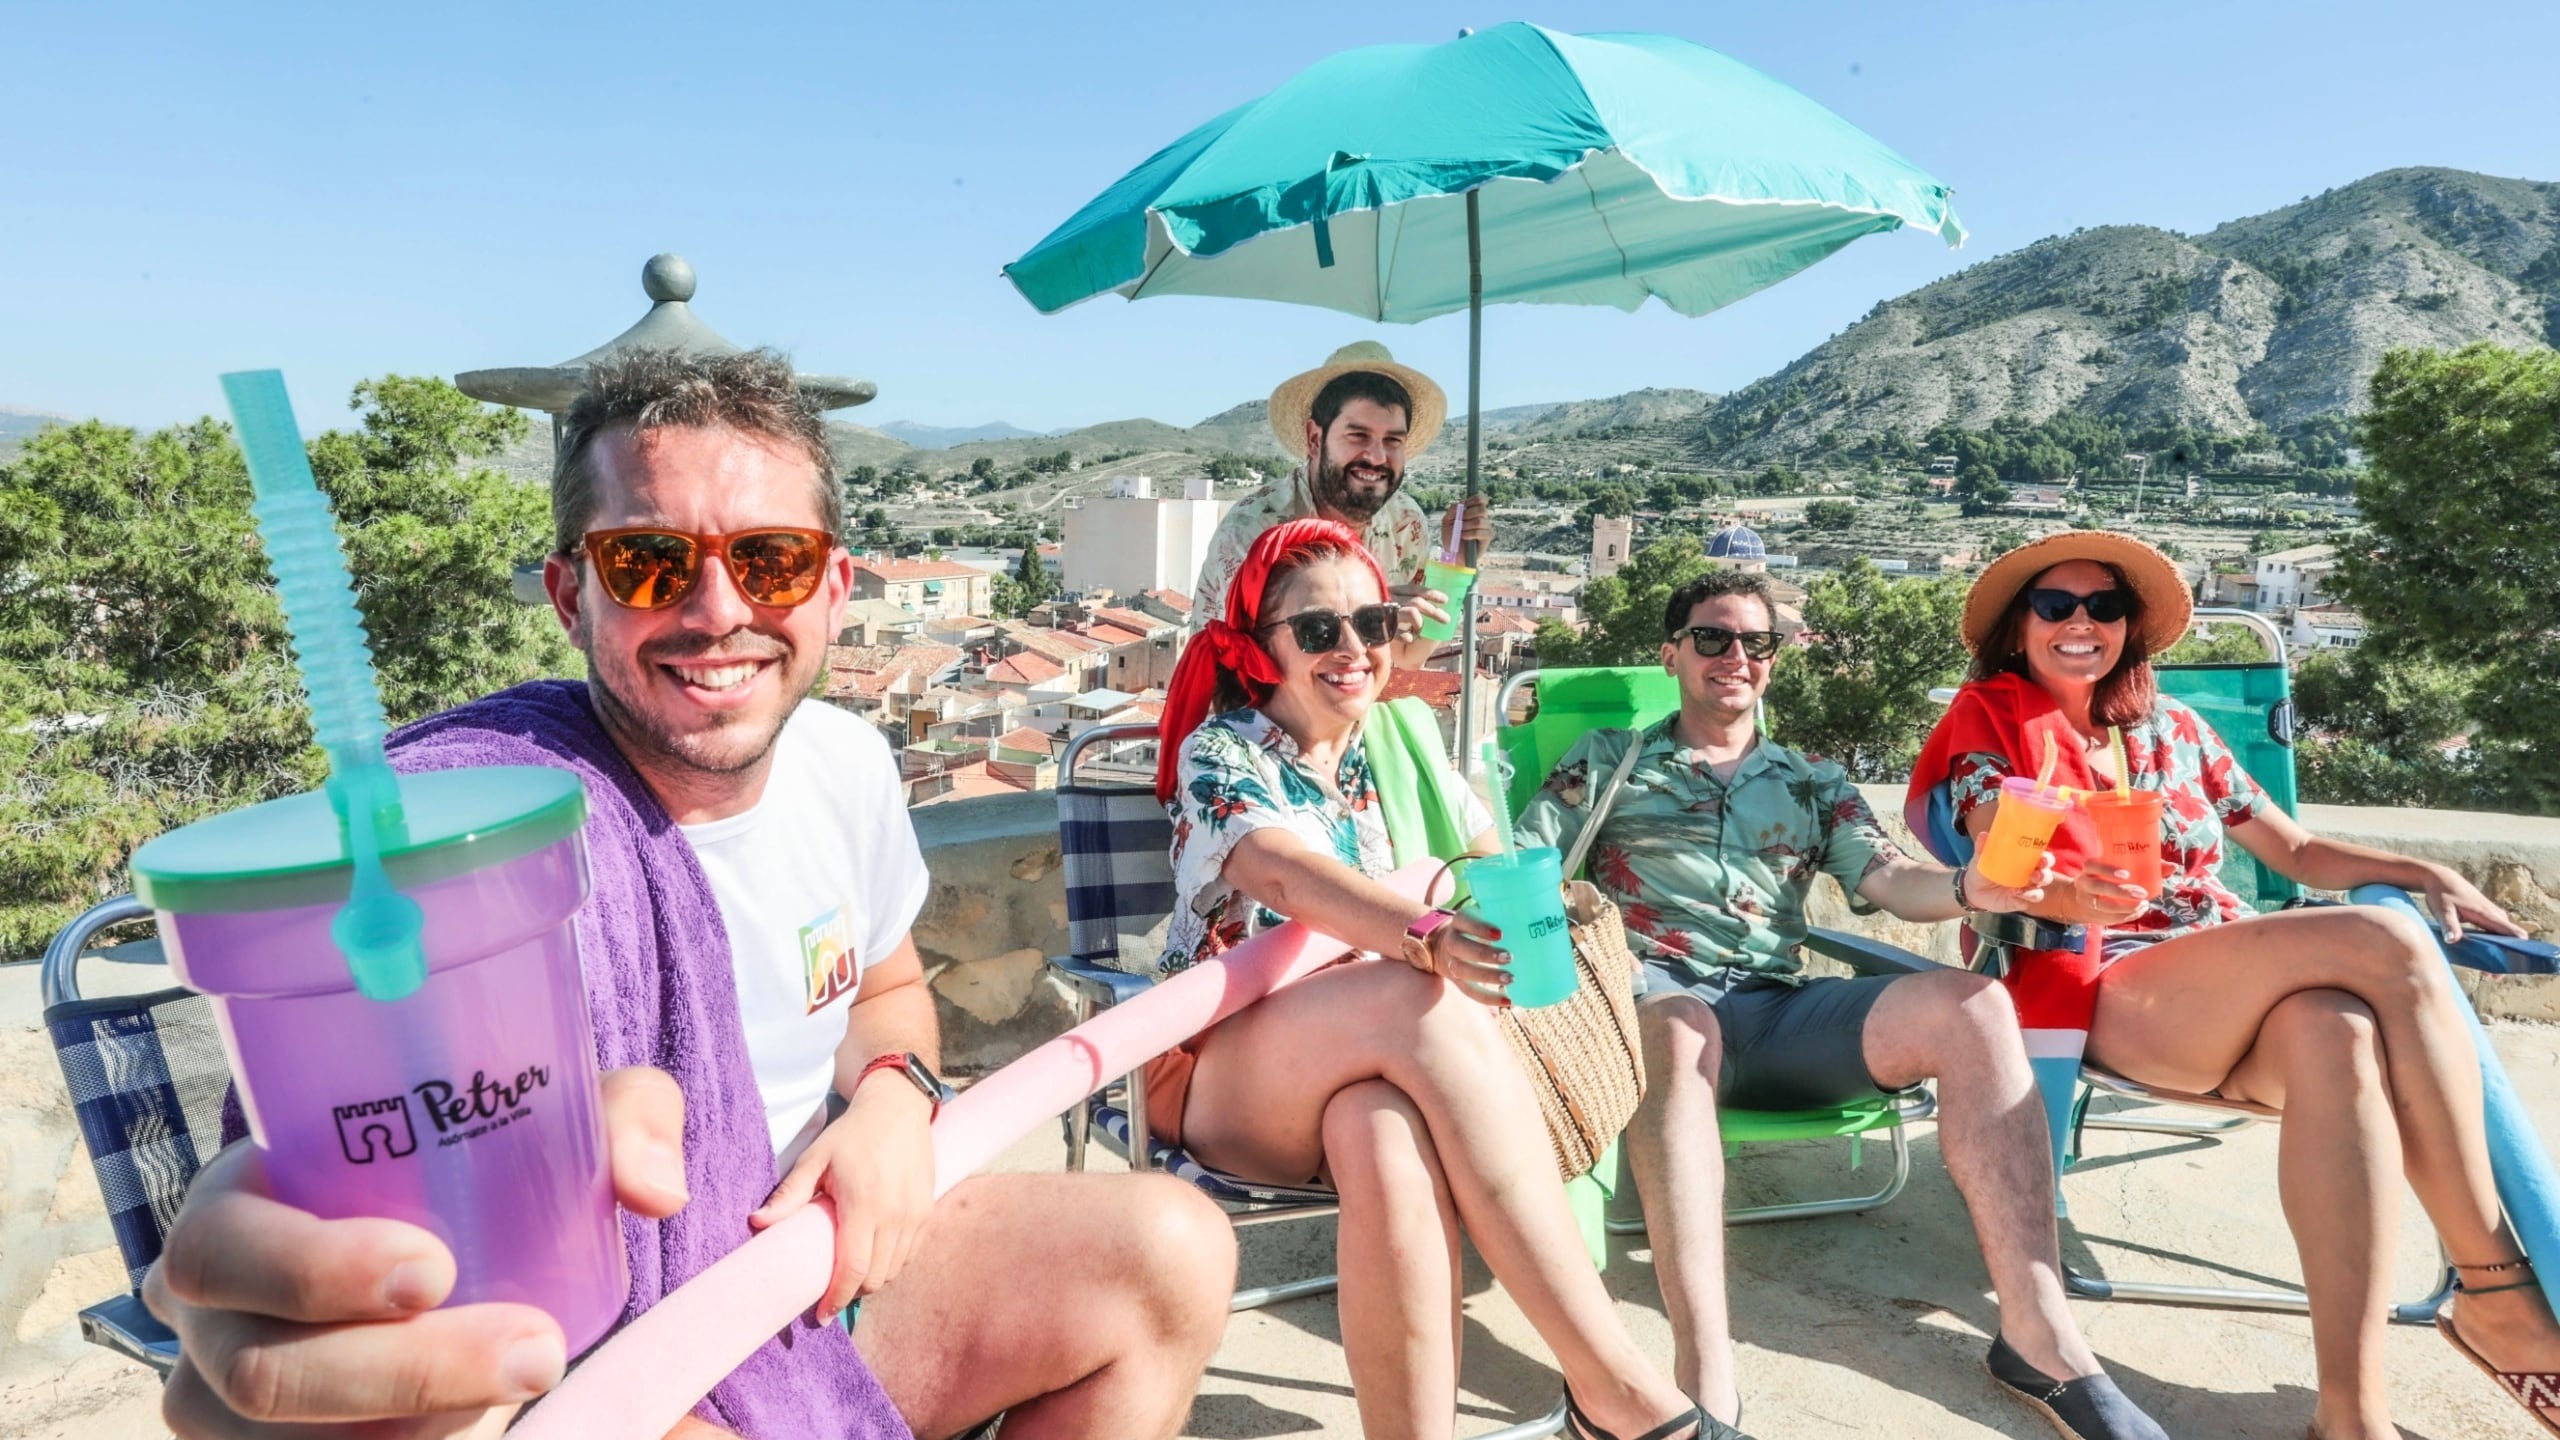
[132,766,625,1352]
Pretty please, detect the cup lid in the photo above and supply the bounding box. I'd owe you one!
[132,766,587,915]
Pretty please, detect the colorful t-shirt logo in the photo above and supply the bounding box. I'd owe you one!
[800,903,859,1012]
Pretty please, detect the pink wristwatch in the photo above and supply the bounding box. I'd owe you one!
[1401,908,1459,973]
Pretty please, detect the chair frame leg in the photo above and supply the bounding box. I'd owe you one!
[2063,1090,2454,1326]
[1471,1395,1570,1440]
[2062,1257,2456,1327]
[1606,1110,1917,1235]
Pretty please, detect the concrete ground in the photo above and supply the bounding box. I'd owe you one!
[18,1024,2560,1440]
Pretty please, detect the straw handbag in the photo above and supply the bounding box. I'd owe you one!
[1493,737,1649,1180]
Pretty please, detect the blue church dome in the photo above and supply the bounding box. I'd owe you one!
[1706,523,1765,560]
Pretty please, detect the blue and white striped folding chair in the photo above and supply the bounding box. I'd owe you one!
[41,894,233,1374]
[1047,722,1345,1311]
[1045,721,1569,1438]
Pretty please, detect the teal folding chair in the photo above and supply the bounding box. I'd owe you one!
[1492,667,1940,1235]
[1917,611,2455,1323]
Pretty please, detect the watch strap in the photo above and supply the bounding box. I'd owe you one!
[855,1052,946,1121]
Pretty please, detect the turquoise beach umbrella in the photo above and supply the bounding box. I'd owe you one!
[1005,22,1966,739]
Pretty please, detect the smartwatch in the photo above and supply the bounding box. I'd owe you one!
[855,1052,956,1120]
[1400,908,1460,973]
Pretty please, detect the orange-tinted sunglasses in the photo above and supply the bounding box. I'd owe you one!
[579,527,835,611]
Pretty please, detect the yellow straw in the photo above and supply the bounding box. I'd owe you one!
[2107,726,2131,800]
[2035,732,2059,797]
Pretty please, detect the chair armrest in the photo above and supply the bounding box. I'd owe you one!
[1803,927,1940,979]
[1044,954,1157,1006]
[79,1293,178,1375]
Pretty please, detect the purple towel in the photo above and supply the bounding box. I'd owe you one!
[229,680,909,1440]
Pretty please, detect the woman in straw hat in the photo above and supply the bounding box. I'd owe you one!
[1910,530,2553,1440]
[1151,518,1716,1440]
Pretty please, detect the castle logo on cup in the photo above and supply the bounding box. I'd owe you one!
[334,1097,418,1164]
[329,1063,555,1163]
[1523,913,1569,941]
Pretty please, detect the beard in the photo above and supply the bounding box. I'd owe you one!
[580,616,812,787]
[1310,451,1402,525]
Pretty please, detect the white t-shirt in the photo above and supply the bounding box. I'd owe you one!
[680,702,930,1157]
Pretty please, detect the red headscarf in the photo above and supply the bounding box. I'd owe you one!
[1154,518,1388,803]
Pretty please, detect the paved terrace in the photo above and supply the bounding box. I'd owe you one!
[8,793,2560,1438]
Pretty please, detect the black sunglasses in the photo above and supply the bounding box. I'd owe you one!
[2025,587,2132,624]
[1671,625,1783,661]
[1261,604,1400,654]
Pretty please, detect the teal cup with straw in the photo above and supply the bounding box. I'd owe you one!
[1465,741,1578,1008]
[129,372,625,1350]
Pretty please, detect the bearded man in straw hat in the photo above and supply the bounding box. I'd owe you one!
[1190,341,1488,670]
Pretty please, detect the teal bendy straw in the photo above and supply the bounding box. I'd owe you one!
[1479,740,1518,860]
[220,370,426,1001]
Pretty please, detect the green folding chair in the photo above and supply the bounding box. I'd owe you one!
[1493,667,1939,1231]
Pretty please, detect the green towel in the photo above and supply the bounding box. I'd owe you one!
[1363,695,1615,1268]
[1364,697,1471,867]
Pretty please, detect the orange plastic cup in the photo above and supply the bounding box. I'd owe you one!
[2083,789,2166,899]
[1979,777,2070,888]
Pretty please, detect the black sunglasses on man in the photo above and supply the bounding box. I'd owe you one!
[1670,625,1784,661]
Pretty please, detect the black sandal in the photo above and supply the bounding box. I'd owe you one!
[1564,1390,1746,1440]
[2440,1257,2560,1437]
[1985,1335,2169,1440]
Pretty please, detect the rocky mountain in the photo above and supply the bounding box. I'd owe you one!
[1692,167,2558,461]
[876,419,1048,449]
[1481,387,1718,435]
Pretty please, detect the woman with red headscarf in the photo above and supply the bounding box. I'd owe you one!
[1148,519,1712,1440]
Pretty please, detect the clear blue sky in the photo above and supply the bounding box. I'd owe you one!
[6,1,2554,434]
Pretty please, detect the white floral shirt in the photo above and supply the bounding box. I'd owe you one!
[1189,468,1435,631]
[1157,707,1488,979]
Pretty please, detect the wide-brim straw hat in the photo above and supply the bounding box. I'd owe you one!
[1962,529,2193,656]
[1268,341,1447,458]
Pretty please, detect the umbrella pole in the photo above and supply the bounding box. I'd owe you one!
[1456,189,1485,770]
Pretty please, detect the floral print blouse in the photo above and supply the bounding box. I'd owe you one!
[1949,696,2270,938]
[1157,707,1487,979]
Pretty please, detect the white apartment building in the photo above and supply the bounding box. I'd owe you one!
[2253,544,2336,614]
[1062,474,1229,598]
[850,556,995,620]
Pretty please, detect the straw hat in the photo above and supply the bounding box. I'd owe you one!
[1961,529,2193,656]
[1267,341,1447,457]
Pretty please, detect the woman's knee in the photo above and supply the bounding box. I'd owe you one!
[1321,1080,1443,1198]
[2262,988,2385,1081]
[2338,904,2448,1004]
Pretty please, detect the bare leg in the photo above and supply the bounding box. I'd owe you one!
[1861,968,2099,1381]
[857,1172,1236,1440]
[1623,995,1741,1425]
[2214,990,2398,1440]
[2090,905,2560,1431]
[1325,1080,1466,1440]
[1181,958,1695,1438]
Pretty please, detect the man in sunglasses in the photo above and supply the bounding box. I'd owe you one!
[1515,570,2173,1440]
[1191,341,1488,669]
[144,349,1236,1440]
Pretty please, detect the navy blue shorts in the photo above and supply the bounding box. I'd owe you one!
[1635,965,1903,1112]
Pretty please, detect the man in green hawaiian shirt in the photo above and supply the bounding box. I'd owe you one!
[1516,570,2172,1440]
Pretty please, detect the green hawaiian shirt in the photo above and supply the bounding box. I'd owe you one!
[1516,718,1902,989]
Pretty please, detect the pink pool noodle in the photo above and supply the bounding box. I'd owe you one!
[515,860,1451,1440]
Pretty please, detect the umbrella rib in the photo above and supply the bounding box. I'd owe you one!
[1577,162,1638,286]
[1376,206,1403,322]
[1126,212,1186,301]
